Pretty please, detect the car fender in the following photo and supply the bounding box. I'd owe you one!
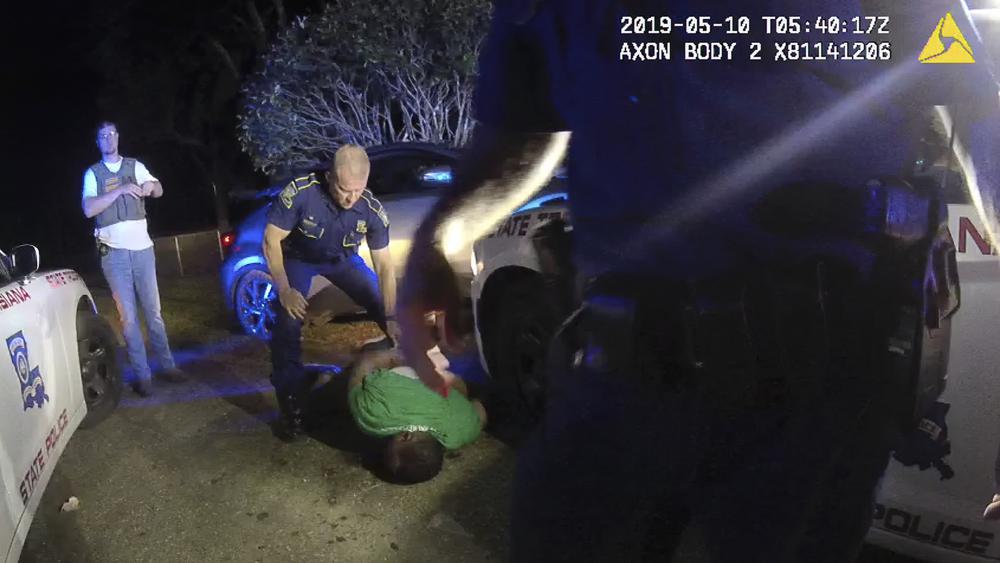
[34,270,98,418]
[1,269,92,563]
[865,204,1000,562]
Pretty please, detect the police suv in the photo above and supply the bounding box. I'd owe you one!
[471,187,1000,562]
[0,245,121,562]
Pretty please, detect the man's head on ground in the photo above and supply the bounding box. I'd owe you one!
[384,431,445,484]
[95,120,120,159]
[327,144,370,209]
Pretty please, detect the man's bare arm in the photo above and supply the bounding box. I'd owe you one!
[398,127,569,393]
[449,375,469,397]
[263,224,293,293]
[83,191,120,218]
[264,223,309,320]
[370,246,396,316]
[347,349,405,391]
[82,186,141,218]
[472,400,488,429]
[419,128,570,259]
[142,180,163,198]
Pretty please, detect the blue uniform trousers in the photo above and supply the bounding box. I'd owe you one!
[269,254,387,397]
[511,271,896,563]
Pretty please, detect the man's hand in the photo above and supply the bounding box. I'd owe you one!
[140,182,155,197]
[278,286,308,321]
[984,494,1000,520]
[398,243,462,397]
[120,183,144,199]
[386,319,402,343]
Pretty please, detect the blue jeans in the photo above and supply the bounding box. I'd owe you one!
[101,246,176,382]
[269,254,387,397]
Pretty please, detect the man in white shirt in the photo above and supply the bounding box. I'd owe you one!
[81,121,185,396]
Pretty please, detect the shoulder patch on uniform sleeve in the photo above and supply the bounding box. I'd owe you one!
[280,183,298,209]
[361,190,389,227]
[279,173,321,208]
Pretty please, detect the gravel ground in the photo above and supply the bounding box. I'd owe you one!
[17,273,919,563]
[20,273,514,563]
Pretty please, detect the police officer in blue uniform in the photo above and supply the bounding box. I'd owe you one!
[398,1,998,561]
[263,144,398,439]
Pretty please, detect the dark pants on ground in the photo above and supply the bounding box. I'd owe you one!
[269,254,387,398]
[510,267,898,563]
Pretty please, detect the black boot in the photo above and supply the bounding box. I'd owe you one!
[276,392,307,442]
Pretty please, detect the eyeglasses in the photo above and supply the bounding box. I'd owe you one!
[97,131,119,141]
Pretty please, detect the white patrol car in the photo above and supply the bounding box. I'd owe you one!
[470,189,1000,562]
[0,245,121,563]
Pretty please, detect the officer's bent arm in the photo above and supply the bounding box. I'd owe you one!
[82,191,122,219]
[142,180,163,198]
[400,128,570,379]
[410,127,570,259]
[262,223,294,293]
[370,246,396,316]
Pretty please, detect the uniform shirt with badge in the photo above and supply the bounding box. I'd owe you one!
[266,172,390,263]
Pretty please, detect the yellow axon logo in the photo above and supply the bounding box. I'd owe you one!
[919,12,975,64]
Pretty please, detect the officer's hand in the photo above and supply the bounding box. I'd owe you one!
[278,287,308,321]
[398,244,461,397]
[121,183,144,199]
[400,329,449,397]
[984,494,1000,520]
[386,319,402,344]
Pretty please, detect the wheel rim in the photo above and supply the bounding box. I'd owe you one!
[511,314,551,417]
[79,333,116,409]
[237,272,277,340]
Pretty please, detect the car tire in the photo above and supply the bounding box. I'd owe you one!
[232,266,277,340]
[77,311,122,428]
[485,276,560,421]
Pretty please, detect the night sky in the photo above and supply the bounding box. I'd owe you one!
[5,0,102,263]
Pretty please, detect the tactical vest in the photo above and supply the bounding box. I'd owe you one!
[91,158,146,228]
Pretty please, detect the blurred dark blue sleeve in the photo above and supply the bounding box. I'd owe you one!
[473,1,566,132]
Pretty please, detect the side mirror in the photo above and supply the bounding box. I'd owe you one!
[11,244,40,279]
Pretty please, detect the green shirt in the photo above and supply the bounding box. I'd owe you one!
[348,368,482,450]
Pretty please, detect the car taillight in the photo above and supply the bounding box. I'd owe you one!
[219,231,240,260]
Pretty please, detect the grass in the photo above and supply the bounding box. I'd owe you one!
[84,271,384,365]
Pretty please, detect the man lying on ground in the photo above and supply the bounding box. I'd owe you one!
[347,344,487,484]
